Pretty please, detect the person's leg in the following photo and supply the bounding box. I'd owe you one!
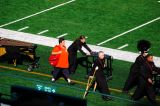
[146,87,156,105]
[51,67,60,82]
[131,84,145,101]
[62,68,69,80]
[62,68,75,85]
[69,54,77,74]
[123,74,138,92]
[96,74,111,101]
[69,54,74,73]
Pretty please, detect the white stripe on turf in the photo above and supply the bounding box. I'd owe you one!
[56,33,68,38]
[158,1,160,3]
[0,0,76,28]
[0,28,160,67]
[17,26,29,31]
[37,30,49,35]
[117,44,128,50]
[97,17,160,46]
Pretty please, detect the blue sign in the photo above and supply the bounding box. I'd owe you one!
[36,84,56,93]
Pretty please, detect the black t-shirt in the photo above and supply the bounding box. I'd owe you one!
[68,39,92,55]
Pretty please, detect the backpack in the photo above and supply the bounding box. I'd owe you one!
[49,45,61,67]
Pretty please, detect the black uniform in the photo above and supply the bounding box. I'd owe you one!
[132,61,156,105]
[151,62,160,74]
[90,58,110,99]
[123,54,146,92]
[68,39,92,73]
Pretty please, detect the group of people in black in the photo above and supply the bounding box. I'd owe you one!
[51,36,160,104]
[123,40,160,105]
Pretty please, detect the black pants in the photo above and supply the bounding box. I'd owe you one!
[123,74,138,91]
[132,81,156,105]
[96,73,110,98]
[69,54,78,73]
[52,67,70,81]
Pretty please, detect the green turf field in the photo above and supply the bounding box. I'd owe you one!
[0,0,160,105]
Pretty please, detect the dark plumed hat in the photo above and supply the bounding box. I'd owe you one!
[137,40,151,52]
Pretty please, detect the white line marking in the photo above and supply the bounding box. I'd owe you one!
[97,17,160,45]
[17,26,29,31]
[1,28,160,67]
[0,0,76,28]
[117,44,128,50]
[56,33,68,38]
[158,1,160,3]
[37,30,49,35]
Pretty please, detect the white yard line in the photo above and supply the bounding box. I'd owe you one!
[97,17,160,46]
[158,1,160,3]
[0,0,76,28]
[56,33,68,38]
[0,28,160,67]
[17,26,29,31]
[37,30,49,35]
[117,44,128,50]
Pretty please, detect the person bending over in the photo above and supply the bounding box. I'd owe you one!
[68,35,92,74]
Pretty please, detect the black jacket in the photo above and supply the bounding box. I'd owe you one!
[68,39,92,55]
[90,59,105,77]
[128,55,145,77]
[140,61,160,82]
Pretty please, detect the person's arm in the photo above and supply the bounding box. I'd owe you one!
[76,41,86,55]
[151,62,160,74]
[83,42,92,53]
[90,60,99,76]
[52,51,62,55]
[140,64,153,84]
[148,78,153,84]
[140,65,150,80]
[51,46,62,55]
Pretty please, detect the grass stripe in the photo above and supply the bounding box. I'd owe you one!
[56,33,68,38]
[0,0,76,28]
[37,30,49,35]
[117,44,129,50]
[97,17,160,45]
[17,26,29,31]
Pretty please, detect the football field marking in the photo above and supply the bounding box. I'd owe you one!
[97,17,160,46]
[0,28,160,67]
[117,44,128,50]
[158,1,160,3]
[37,30,49,35]
[56,33,68,38]
[0,0,76,28]
[17,26,29,31]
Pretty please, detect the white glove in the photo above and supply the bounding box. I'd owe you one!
[95,66,99,71]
